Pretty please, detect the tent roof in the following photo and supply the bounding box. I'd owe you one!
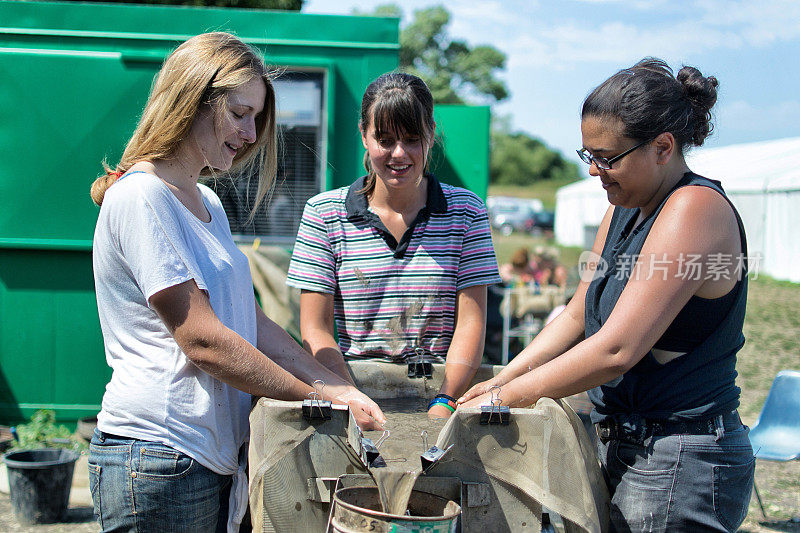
[686,136,800,193]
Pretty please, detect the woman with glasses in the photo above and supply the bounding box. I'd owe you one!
[461,58,754,532]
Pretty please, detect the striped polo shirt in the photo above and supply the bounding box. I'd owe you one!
[287,175,501,363]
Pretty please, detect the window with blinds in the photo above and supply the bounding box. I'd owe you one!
[211,71,324,243]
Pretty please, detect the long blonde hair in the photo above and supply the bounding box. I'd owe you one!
[90,32,277,221]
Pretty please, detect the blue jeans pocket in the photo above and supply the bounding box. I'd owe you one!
[713,456,755,532]
[88,462,102,529]
[614,439,677,477]
[136,445,194,479]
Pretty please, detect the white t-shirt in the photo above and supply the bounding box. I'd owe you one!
[92,171,255,475]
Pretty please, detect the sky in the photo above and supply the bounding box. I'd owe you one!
[304,0,800,176]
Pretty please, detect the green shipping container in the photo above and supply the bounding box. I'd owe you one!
[0,1,489,425]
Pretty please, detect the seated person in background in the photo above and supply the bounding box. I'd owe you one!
[532,247,568,288]
[499,247,537,285]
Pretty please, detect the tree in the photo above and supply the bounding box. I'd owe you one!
[59,0,303,9]
[356,4,578,186]
[354,5,507,104]
[490,128,579,186]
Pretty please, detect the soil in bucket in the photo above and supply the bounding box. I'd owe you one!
[3,448,79,524]
[332,486,461,533]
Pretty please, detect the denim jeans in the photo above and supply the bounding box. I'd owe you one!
[88,429,232,533]
[597,416,755,532]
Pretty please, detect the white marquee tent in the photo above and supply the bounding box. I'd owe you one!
[555,137,800,282]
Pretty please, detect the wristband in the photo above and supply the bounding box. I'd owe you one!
[435,393,457,403]
[428,397,456,412]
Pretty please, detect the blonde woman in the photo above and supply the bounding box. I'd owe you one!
[89,33,384,533]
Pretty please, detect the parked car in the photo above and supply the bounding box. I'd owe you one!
[488,198,539,236]
[531,209,555,232]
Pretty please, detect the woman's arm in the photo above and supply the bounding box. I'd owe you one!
[427,284,486,417]
[459,205,615,403]
[299,290,355,384]
[150,279,385,429]
[462,186,741,408]
[253,301,386,428]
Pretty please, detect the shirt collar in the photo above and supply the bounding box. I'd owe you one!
[345,174,448,218]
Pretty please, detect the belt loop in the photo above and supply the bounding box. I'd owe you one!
[714,414,725,441]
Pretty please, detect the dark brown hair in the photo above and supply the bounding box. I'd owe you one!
[510,247,530,270]
[582,57,719,150]
[359,72,435,196]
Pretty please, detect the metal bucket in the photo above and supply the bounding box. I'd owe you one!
[331,486,461,533]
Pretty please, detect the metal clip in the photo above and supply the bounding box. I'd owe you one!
[407,347,433,378]
[360,437,386,468]
[421,443,455,473]
[302,380,332,421]
[375,430,390,449]
[480,385,510,425]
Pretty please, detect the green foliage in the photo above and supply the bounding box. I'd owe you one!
[354,4,507,104]
[53,0,303,9]
[355,3,574,188]
[491,129,580,186]
[11,410,87,452]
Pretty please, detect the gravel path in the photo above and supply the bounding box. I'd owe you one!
[0,492,96,532]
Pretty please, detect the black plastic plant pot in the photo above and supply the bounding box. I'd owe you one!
[3,448,79,524]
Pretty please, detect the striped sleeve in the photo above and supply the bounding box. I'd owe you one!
[456,194,502,291]
[286,200,336,294]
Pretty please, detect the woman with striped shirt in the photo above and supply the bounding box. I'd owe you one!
[287,73,501,417]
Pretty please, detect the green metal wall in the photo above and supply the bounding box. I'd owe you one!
[0,1,399,425]
[0,1,489,425]
[432,105,491,199]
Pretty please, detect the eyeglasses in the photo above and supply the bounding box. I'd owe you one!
[577,137,654,170]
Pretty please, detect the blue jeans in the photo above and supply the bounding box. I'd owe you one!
[88,429,232,533]
[597,416,755,532]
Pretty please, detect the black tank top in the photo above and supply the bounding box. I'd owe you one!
[585,172,748,422]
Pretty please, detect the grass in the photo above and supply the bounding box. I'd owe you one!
[488,177,579,210]
[737,276,800,532]
[496,228,800,531]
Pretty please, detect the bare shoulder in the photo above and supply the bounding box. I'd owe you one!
[647,184,742,297]
[655,184,739,247]
[661,184,736,225]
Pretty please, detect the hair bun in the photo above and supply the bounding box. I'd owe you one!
[677,66,718,146]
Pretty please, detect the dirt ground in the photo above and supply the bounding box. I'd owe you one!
[0,495,95,532]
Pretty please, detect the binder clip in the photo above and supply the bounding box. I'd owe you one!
[302,380,332,421]
[420,430,454,473]
[407,347,433,378]
[360,430,389,468]
[480,385,510,425]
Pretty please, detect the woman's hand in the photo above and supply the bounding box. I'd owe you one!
[459,381,540,410]
[329,386,386,430]
[458,390,494,409]
[457,374,508,405]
